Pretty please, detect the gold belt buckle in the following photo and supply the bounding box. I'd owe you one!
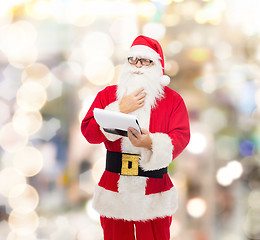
[121,154,139,176]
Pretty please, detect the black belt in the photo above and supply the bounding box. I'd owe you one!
[105,151,167,179]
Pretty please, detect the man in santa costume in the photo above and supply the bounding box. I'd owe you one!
[81,35,190,240]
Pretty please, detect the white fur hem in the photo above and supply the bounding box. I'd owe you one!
[92,185,178,221]
[101,101,122,142]
[139,133,173,171]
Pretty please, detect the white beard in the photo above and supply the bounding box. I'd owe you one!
[117,63,165,110]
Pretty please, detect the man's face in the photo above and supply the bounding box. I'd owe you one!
[127,57,155,75]
[117,54,164,107]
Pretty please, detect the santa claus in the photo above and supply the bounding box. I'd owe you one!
[81,35,190,240]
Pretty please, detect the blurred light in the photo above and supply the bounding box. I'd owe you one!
[216,167,233,186]
[226,160,243,180]
[154,0,173,4]
[248,189,260,210]
[239,140,255,157]
[187,48,211,62]
[138,2,157,18]
[0,21,38,68]
[186,198,207,218]
[200,108,227,132]
[79,170,95,195]
[85,200,100,222]
[170,218,181,238]
[0,100,11,125]
[215,136,239,160]
[195,63,224,93]
[0,123,28,152]
[82,32,114,60]
[0,4,13,25]
[194,2,224,25]
[142,23,166,40]
[109,17,138,49]
[16,82,47,111]
[64,0,96,27]
[8,0,33,6]
[21,63,52,88]
[37,118,61,141]
[13,21,38,43]
[187,132,207,154]
[237,81,257,115]
[8,208,39,234]
[8,184,39,211]
[167,41,183,55]
[50,216,77,240]
[77,224,103,240]
[0,168,26,197]
[214,42,232,60]
[162,14,180,27]
[48,0,65,21]
[227,0,260,35]
[0,65,21,101]
[255,89,260,107]
[12,110,43,136]
[78,94,95,122]
[165,60,180,76]
[46,76,62,101]
[220,232,242,240]
[217,160,243,186]
[110,64,123,85]
[84,57,115,86]
[12,146,43,177]
[52,61,82,86]
[8,44,38,69]
[25,0,50,20]
[59,0,89,26]
[7,231,37,240]
[243,208,260,238]
[91,157,105,184]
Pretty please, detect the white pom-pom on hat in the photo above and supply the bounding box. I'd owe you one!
[161,75,170,86]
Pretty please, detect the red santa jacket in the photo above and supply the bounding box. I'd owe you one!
[81,85,190,221]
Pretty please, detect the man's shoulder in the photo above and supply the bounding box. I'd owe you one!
[164,86,182,101]
[99,85,117,94]
[97,85,117,104]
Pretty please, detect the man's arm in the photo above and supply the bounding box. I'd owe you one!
[81,90,108,144]
[133,95,190,171]
[128,127,152,150]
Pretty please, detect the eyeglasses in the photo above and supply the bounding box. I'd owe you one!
[128,57,153,66]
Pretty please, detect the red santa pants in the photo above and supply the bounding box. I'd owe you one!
[100,215,172,240]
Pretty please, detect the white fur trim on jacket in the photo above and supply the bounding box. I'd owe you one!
[100,101,122,142]
[139,133,173,171]
[92,181,178,221]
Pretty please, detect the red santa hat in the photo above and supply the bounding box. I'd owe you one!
[129,35,170,86]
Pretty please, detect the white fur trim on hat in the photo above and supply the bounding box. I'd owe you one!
[128,45,161,63]
[161,75,170,86]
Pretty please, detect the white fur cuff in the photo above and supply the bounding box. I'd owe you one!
[139,133,173,171]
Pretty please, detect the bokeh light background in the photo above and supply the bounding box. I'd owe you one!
[0,0,260,239]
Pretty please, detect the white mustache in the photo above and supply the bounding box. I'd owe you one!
[131,69,146,75]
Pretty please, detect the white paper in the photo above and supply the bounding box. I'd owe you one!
[93,108,141,136]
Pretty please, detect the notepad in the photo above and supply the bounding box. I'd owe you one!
[93,108,141,137]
